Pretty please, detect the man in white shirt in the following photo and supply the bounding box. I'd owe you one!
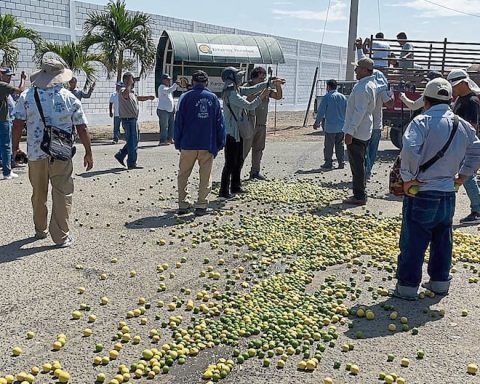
[371,32,390,68]
[397,32,415,69]
[109,81,122,144]
[157,73,178,145]
[342,58,377,205]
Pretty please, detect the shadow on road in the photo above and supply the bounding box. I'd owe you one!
[345,296,443,340]
[125,211,195,229]
[0,237,55,264]
[76,167,128,178]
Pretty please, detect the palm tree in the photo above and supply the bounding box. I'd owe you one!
[0,14,42,68]
[83,0,155,82]
[36,41,108,87]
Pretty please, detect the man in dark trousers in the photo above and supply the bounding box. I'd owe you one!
[174,70,225,216]
[342,58,377,205]
[394,78,480,300]
[313,79,347,169]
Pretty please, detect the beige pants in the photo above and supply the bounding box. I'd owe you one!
[178,150,213,209]
[28,158,74,244]
[243,124,267,174]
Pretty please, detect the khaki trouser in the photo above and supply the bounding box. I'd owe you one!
[178,150,213,209]
[28,158,74,244]
[243,124,267,174]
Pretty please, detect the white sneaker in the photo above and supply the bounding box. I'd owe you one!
[57,236,74,248]
[3,172,18,180]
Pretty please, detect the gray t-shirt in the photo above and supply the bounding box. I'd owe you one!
[118,88,139,118]
[400,42,414,69]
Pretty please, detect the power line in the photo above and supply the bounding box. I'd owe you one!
[320,0,332,46]
[317,0,332,67]
[421,0,480,18]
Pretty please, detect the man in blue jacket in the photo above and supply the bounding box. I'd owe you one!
[174,70,226,216]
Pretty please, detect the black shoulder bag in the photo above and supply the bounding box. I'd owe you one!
[389,115,459,196]
[34,87,76,161]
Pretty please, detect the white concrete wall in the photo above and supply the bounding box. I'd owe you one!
[0,0,347,125]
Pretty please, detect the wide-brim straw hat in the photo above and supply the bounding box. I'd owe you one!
[30,59,73,88]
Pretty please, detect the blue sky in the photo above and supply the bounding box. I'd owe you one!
[85,0,480,47]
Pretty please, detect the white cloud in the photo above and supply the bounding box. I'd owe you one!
[387,0,480,17]
[272,0,347,21]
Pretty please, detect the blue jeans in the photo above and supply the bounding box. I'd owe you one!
[463,175,480,213]
[117,118,139,167]
[366,129,381,177]
[0,120,12,177]
[157,109,174,143]
[112,116,121,142]
[397,191,455,288]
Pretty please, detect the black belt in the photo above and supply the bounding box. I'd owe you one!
[121,117,137,120]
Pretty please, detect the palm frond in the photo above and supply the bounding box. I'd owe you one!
[83,0,155,81]
[0,14,42,68]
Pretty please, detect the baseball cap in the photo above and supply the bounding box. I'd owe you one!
[447,69,469,87]
[192,70,208,82]
[0,67,15,76]
[160,73,171,81]
[351,57,374,71]
[424,78,452,101]
[221,67,245,85]
[424,70,442,81]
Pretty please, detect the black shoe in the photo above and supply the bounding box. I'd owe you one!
[231,188,246,194]
[128,165,144,170]
[177,207,190,215]
[250,172,267,181]
[114,153,125,167]
[321,163,333,170]
[194,208,208,216]
[338,163,345,169]
[218,192,233,200]
[459,212,480,224]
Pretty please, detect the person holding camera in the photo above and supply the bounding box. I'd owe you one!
[0,67,26,180]
[243,67,285,180]
[114,72,155,169]
[12,59,93,247]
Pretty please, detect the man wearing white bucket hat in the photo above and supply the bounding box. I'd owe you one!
[447,69,480,224]
[12,59,93,247]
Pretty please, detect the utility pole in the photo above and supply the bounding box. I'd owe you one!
[346,0,359,80]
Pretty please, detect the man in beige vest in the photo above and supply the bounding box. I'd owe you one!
[244,67,285,180]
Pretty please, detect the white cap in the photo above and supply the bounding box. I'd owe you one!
[424,78,452,101]
[447,69,469,87]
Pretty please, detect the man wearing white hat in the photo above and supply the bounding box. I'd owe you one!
[394,78,480,300]
[12,59,93,247]
[447,69,480,224]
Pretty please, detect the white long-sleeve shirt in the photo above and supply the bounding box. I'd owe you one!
[400,93,424,111]
[342,75,377,141]
[157,83,178,112]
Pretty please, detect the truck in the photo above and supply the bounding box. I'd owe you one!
[315,36,480,148]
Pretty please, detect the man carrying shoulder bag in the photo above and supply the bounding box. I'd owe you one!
[12,59,93,247]
[393,78,480,300]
